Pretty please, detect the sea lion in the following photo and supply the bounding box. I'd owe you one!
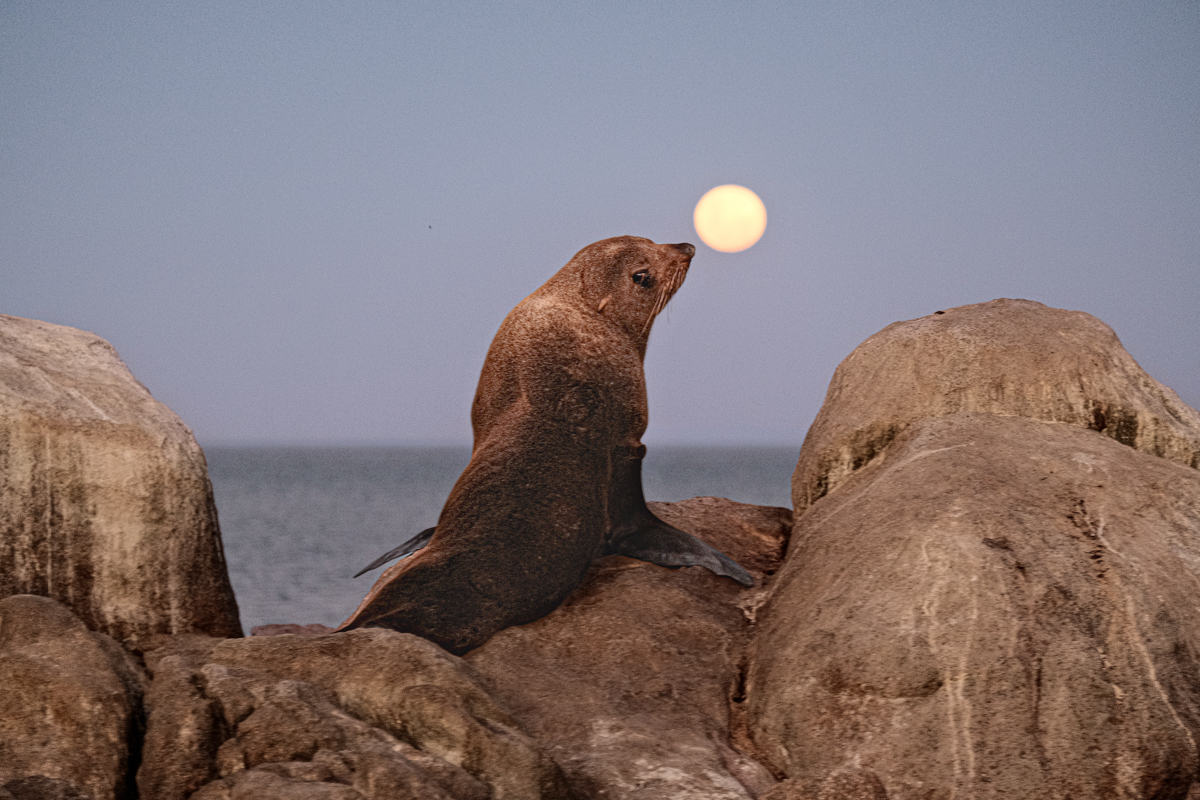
[339,236,751,654]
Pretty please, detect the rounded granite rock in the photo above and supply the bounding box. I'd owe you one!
[0,314,242,645]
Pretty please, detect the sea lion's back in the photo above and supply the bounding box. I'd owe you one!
[471,293,632,446]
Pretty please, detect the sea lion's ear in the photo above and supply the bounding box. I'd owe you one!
[596,296,610,313]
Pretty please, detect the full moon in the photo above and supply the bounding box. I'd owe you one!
[693,185,767,253]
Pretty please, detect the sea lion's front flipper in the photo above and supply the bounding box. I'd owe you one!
[611,521,754,587]
[353,526,436,578]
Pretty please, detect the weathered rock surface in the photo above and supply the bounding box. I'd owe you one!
[756,414,1200,797]
[21,297,1200,800]
[751,297,1200,798]
[0,594,147,800]
[134,497,790,800]
[138,627,569,800]
[466,496,790,800]
[647,496,791,579]
[0,314,241,645]
[760,768,889,800]
[793,299,1200,513]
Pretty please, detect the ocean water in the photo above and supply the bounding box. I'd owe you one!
[205,445,799,632]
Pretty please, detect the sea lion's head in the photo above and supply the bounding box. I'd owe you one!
[566,236,694,341]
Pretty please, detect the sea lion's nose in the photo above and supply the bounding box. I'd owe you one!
[672,242,695,258]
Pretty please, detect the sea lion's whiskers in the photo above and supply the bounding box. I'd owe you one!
[669,266,684,297]
[661,267,683,310]
[643,302,660,335]
[642,292,661,334]
[643,264,684,335]
[643,282,671,335]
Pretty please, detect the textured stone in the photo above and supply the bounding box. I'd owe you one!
[0,314,241,645]
[648,497,792,579]
[0,595,147,800]
[1,776,91,800]
[760,769,889,800]
[251,623,336,636]
[204,769,366,800]
[138,628,557,800]
[467,496,789,799]
[138,498,787,800]
[792,299,1200,513]
[752,413,1200,798]
[137,651,225,800]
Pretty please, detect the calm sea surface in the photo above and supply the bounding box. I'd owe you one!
[206,445,799,631]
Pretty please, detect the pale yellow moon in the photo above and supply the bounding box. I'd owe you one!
[693,185,767,253]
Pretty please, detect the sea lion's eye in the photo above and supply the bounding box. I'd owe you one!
[631,270,654,288]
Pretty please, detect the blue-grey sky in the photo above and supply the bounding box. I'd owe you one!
[4,1,1198,446]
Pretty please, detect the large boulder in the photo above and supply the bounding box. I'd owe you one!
[752,414,1200,797]
[792,299,1200,513]
[0,314,241,644]
[751,299,1200,798]
[0,594,147,800]
[466,496,791,800]
[138,628,570,800]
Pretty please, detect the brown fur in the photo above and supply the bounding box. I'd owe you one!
[338,237,695,654]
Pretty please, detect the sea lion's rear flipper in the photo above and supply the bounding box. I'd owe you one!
[353,526,436,578]
[611,522,754,587]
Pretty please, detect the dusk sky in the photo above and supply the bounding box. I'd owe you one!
[4,2,1198,446]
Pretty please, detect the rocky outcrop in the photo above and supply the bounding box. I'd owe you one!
[134,497,790,800]
[792,299,1200,513]
[752,299,1200,798]
[754,414,1200,797]
[0,594,147,800]
[0,314,241,645]
[466,497,790,800]
[13,299,1200,800]
[138,628,571,800]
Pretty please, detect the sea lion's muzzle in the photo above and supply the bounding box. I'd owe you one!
[672,242,696,258]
